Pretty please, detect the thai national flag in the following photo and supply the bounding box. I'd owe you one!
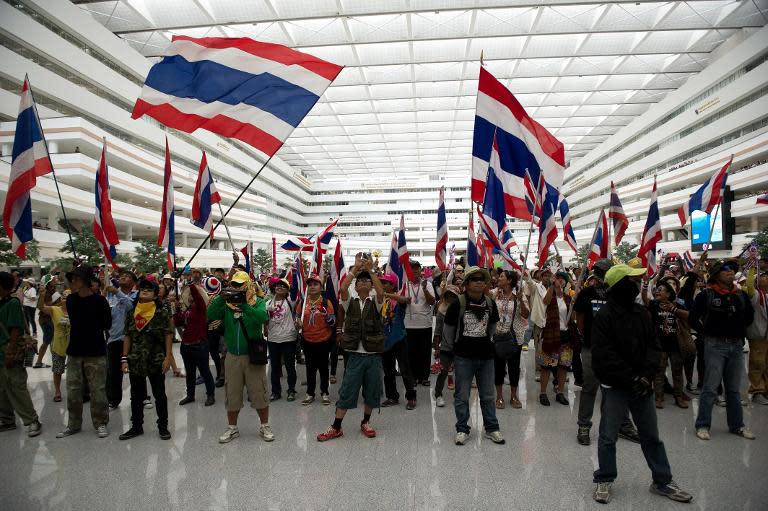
[678,155,732,226]
[558,194,578,254]
[472,66,565,220]
[329,240,348,301]
[308,218,338,278]
[93,140,119,269]
[435,186,448,272]
[132,36,343,156]
[240,242,253,276]
[3,77,53,258]
[757,192,768,206]
[289,251,305,303]
[587,210,609,269]
[609,181,629,245]
[466,208,478,267]
[476,227,486,268]
[158,137,176,271]
[537,176,559,269]
[682,250,696,272]
[638,177,662,275]
[387,231,403,291]
[191,151,221,239]
[281,236,314,252]
[397,215,416,284]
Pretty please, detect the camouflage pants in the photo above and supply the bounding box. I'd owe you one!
[0,365,39,426]
[66,356,108,430]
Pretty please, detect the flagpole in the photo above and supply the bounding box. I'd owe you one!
[25,75,76,261]
[180,153,276,271]
[703,200,722,254]
[215,201,237,253]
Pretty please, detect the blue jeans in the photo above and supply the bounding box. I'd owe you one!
[180,343,215,399]
[453,356,499,434]
[268,341,297,395]
[695,337,745,431]
[594,387,672,484]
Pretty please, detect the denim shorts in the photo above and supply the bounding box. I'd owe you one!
[41,323,54,345]
[336,352,382,410]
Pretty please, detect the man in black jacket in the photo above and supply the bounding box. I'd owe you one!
[690,259,755,441]
[591,265,691,505]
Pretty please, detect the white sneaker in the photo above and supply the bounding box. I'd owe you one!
[260,424,275,442]
[435,395,445,407]
[321,393,331,405]
[715,396,726,407]
[752,393,768,405]
[219,426,239,444]
[454,431,469,445]
[696,428,710,440]
[96,425,109,438]
[484,430,505,444]
[732,427,756,440]
[27,421,42,438]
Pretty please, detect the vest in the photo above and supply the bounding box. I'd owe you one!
[342,297,385,353]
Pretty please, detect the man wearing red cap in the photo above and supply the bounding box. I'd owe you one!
[380,273,417,409]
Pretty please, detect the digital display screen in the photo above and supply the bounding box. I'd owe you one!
[691,208,723,251]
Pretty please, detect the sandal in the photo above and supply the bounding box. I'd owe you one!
[510,397,522,409]
[495,398,505,410]
[330,376,337,384]
[53,395,62,402]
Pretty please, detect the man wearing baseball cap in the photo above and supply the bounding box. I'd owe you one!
[690,259,755,441]
[573,259,639,446]
[591,264,691,505]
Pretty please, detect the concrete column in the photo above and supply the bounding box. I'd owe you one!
[125,224,133,241]
[666,231,675,241]
[1,143,11,157]
[48,141,59,154]
[47,212,58,232]
[181,232,188,247]
[751,216,759,232]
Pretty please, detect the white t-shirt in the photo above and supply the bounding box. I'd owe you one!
[557,296,568,331]
[526,277,548,328]
[23,286,37,308]
[266,298,297,343]
[341,293,383,353]
[403,280,435,329]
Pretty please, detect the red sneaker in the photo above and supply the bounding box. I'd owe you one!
[316,425,343,442]
[360,422,377,438]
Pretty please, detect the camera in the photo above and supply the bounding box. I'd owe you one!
[362,252,371,261]
[222,287,246,304]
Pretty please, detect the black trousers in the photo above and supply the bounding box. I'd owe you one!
[207,329,222,379]
[494,349,522,387]
[329,332,341,376]
[180,342,215,398]
[383,339,417,401]
[303,340,332,396]
[129,373,168,429]
[106,342,124,406]
[572,344,584,384]
[406,327,433,381]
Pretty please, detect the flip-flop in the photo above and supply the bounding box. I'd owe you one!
[53,396,62,402]
[495,398,505,410]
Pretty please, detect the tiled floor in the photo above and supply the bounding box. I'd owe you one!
[2,346,767,510]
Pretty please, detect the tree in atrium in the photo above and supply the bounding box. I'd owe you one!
[54,228,102,269]
[251,248,272,274]
[743,226,768,260]
[132,239,184,275]
[614,242,639,264]
[0,229,39,266]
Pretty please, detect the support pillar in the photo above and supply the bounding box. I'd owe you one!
[125,224,133,241]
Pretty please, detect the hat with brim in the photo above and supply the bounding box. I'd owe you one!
[162,273,174,280]
[230,271,251,285]
[604,264,647,288]
[556,271,571,284]
[306,273,323,285]
[380,273,398,286]
[138,279,159,294]
[463,266,491,283]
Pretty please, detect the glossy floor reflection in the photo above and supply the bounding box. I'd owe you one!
[3,345,767,510]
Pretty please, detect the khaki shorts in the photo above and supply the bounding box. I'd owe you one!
[224,354,269,411]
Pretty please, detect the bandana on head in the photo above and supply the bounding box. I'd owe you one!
[134,301,156,331]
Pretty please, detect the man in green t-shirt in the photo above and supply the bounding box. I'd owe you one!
[0,271,41,437]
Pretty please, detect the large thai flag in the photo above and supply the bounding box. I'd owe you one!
[558,194,578,254]
[158,137,176,270]
[472,67,565,221]
[3,77,53,258]
[281,235,314,252]
[677,155,732,226]
[191,151,221,239]
[387,231,404,291]
[132,36,343,156]
[308,218,338,278]
[397,215,416,284]
[638,177,662,275]
[466,208,478,266]
[587,210,609,269]
[758,193,768,206]
[93,140,119,269]
[609,181,629,245]
[328,240,348,301]
[435,186,448,271]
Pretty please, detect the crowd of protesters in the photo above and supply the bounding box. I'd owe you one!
[1,247,765,506]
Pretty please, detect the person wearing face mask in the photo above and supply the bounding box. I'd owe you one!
[690,259,755,441]
[591,265,692,505]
